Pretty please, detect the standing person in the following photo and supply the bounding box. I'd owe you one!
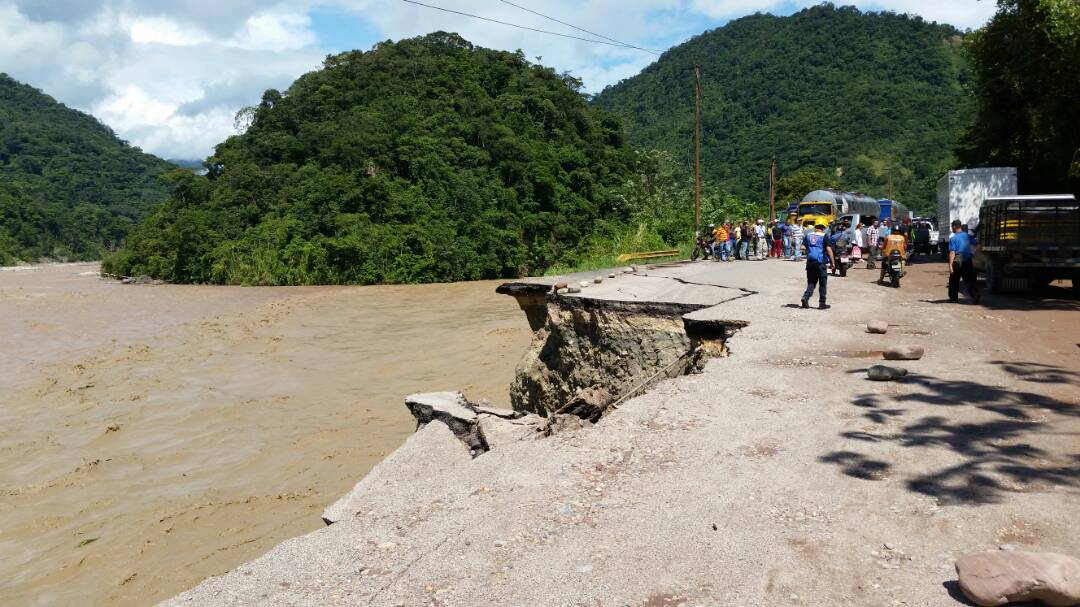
[713,223,729,261]
[727,222,737,261]
[790,221,804,262]
[801,223,834,310]
[851,220,866,261]
[771,221,784,258]
[866,219,880,268]
[755,220,767,260]
[739,222,750,260]
[783,217,794,258]
[947,219,981,303]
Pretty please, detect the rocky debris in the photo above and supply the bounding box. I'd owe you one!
[866,320,888,334]
[121,274,158,285]
[867,365,908,381]
[579,280,591,288]
[556,288,568,295]
[553,282,568,291]
[883,345,924,360]
[477,414,541,449]
[955,551,1080,606]
[608,273,617,279]
[405,392,537,456]
[509,298,703,416]
[556,386,612,423]
[593,277,603,284]
[567,286,581,293]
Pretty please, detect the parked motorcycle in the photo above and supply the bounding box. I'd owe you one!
[691,236,714,261]
[884,250,903,288]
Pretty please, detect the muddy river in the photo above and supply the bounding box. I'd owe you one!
[0,263,533,606]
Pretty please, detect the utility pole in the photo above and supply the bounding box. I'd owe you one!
[694,65,702,236]
[769,158,776,222]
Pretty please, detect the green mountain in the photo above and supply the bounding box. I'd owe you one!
[0,74,173,264]
[593,4,972,213]
[105,33,635,284]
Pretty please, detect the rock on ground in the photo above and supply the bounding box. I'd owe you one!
[866,320,888,334]
[956,551,1080,606]
[867,365,908,381]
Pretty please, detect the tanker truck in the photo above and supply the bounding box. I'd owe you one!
[796,190,880,228]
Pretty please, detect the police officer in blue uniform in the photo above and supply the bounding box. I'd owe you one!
[801,223,834,310]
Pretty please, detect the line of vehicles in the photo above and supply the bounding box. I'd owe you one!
[776,166,1078,293]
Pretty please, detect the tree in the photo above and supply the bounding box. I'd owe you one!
[959,0,1080,194]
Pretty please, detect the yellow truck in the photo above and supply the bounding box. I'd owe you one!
[797,189,881,228]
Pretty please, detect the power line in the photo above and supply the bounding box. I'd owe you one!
[496,0,662,55]
[398,0,659,54]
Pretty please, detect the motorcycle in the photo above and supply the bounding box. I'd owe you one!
[834,242,859,277]
[691,236,714,261]
[884,250,903,288]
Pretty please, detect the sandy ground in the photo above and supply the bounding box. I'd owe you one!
[0,264,532,606]
[165,256,1079,606]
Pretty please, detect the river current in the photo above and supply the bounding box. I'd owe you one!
[0,263,531,606]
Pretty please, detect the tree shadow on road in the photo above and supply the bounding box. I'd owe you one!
[820,366,1080,505]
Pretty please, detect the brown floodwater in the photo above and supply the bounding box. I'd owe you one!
[0,263,533,606]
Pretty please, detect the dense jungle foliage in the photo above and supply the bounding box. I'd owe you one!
[593,4,972,214]
[0,74,173,265]
[106,33,662,284]
[959,0,1079,195]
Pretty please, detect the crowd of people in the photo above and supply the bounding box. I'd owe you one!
[703,213,981,309]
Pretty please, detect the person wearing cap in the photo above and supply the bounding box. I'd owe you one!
[948,219,981,303]
[800,223,834,310]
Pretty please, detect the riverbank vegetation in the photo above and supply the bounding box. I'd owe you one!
[106,34,650,284]
[0,74,173,265]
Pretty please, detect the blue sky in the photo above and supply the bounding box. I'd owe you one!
[0,0,997,158]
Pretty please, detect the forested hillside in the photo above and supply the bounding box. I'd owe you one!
[593,4,972,213]
[106,33,638,284]
[0,74,173,264]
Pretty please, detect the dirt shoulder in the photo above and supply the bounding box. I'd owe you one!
[166,257,1079,606]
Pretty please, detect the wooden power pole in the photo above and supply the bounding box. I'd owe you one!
[769,158,776,222]
[694,65,702,236]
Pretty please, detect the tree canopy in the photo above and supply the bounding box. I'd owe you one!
[592,4,972,214]
[959,0,1079,195]
[105,33,640,284]
[0,74,173,265]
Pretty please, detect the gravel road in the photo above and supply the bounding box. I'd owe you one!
[165,257,1080,606]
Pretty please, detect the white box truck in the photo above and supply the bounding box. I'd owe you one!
[936,167,1017,256]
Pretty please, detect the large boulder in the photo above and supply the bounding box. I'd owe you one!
[866,320,888,334]
[883,345,924,360]
[867,365,908,381]
[955,551,1080,606]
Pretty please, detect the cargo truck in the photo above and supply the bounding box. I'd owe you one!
[936,167,1018,256]
[977,194,1079,293]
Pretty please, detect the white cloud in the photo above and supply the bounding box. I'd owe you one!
[0,0,998,159]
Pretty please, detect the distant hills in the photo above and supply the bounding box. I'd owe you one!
[0,74,173,264]
[104,33,637,284]
[593,4,972,212]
